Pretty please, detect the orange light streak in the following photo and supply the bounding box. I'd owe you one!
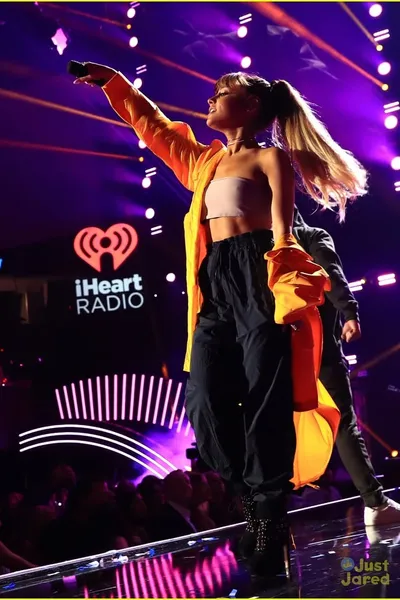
[45,3,124,27]
[0,139,138,161]
[0,88,130,128]
[339,3,376,45]
[0,88,206,123]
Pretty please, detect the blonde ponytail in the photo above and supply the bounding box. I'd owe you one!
[270,80,368,221]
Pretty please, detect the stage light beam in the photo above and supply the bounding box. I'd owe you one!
[391,157,400,171]
[385,115,398,129]
[142,177,151,188]
[378,62,391,76]
[369,4,383,17]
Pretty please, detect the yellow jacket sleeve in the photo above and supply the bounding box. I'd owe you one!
[265,233,340,489]
[102,72,206,191]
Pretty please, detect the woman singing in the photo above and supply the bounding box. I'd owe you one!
[74,64,367,578]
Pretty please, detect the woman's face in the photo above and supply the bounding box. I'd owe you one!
[206,84,257,131]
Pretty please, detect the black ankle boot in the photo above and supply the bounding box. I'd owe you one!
[249,517,291,580]
[238,494,258,558]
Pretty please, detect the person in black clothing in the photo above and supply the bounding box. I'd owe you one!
[293,207,400,526]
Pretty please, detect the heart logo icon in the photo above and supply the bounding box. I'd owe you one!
[74,224,139,272]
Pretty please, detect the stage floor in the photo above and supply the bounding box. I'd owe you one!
[1,489,400,598]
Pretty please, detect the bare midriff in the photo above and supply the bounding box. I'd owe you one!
[202,213,273,244]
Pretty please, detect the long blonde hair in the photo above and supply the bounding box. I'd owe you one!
[215,73,368,221]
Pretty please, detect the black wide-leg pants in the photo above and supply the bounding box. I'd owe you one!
[185,231,296,519]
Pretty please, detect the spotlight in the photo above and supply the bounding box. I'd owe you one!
[391,157,400,170]
[166,273,176,282]
[133,77,142,89]
[378,62,391,76]
[241,56,251,69]
[345,354,357,366]
[391,450,399,458]
[373,28,390,42]
[145,167,157,178]
[139,157,144,163]
[138,140,146,149]
[127,7,136,18]
[126,24,132,30]
[384,115,398,129]
[378,273,396,286]
[142,176,151,188]
[376,44,383,52]
[239,13,252,25]
[151,225,162,236]
[145,208,155,219]
[382,84,389,91]
[237,25,248,38]
[129,36,139,48]
[384,101,400,114]
[369,4,383,17]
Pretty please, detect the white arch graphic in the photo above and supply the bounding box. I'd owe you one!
[55,374,193,438]
[19,424,179,477]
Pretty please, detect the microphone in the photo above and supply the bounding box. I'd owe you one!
[67,61,106,87]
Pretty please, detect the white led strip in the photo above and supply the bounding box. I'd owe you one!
[54,374,193,437]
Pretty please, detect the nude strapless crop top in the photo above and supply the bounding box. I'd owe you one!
[203,177,270,220]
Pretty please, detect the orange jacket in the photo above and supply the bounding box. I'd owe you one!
[103,73,340,488]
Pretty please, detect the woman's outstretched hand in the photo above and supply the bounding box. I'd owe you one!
[73,62,117,87]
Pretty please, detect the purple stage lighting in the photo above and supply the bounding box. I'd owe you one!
[378,62,391,76]
[385,115,398,129]
[237,25,248,38]
[391,157,400,171]
[241,56,251,69]
[369,4,383,17]
[142,177,151,189]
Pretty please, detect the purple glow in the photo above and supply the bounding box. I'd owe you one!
[378,273,396,286]
[51,28,68,55]
[385,115,398,129]
[369,3,383,17]
[127,7,136,18]
[391,157,400,170]
[142,176,151,188]
[129,36,139,48]
[166,273,176,282]
[241,56,252,69]
[237,25,248,38]
[133,77,142,89]
[145,208,155,219]
[378,62,391,75]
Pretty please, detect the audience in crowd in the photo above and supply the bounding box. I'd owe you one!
[0,460,344,573]
[0,463,242,571]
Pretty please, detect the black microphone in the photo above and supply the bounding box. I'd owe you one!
[67,60,106,87]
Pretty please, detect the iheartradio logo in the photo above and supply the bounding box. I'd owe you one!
[72,223,144,316]
[74,224,138,272]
